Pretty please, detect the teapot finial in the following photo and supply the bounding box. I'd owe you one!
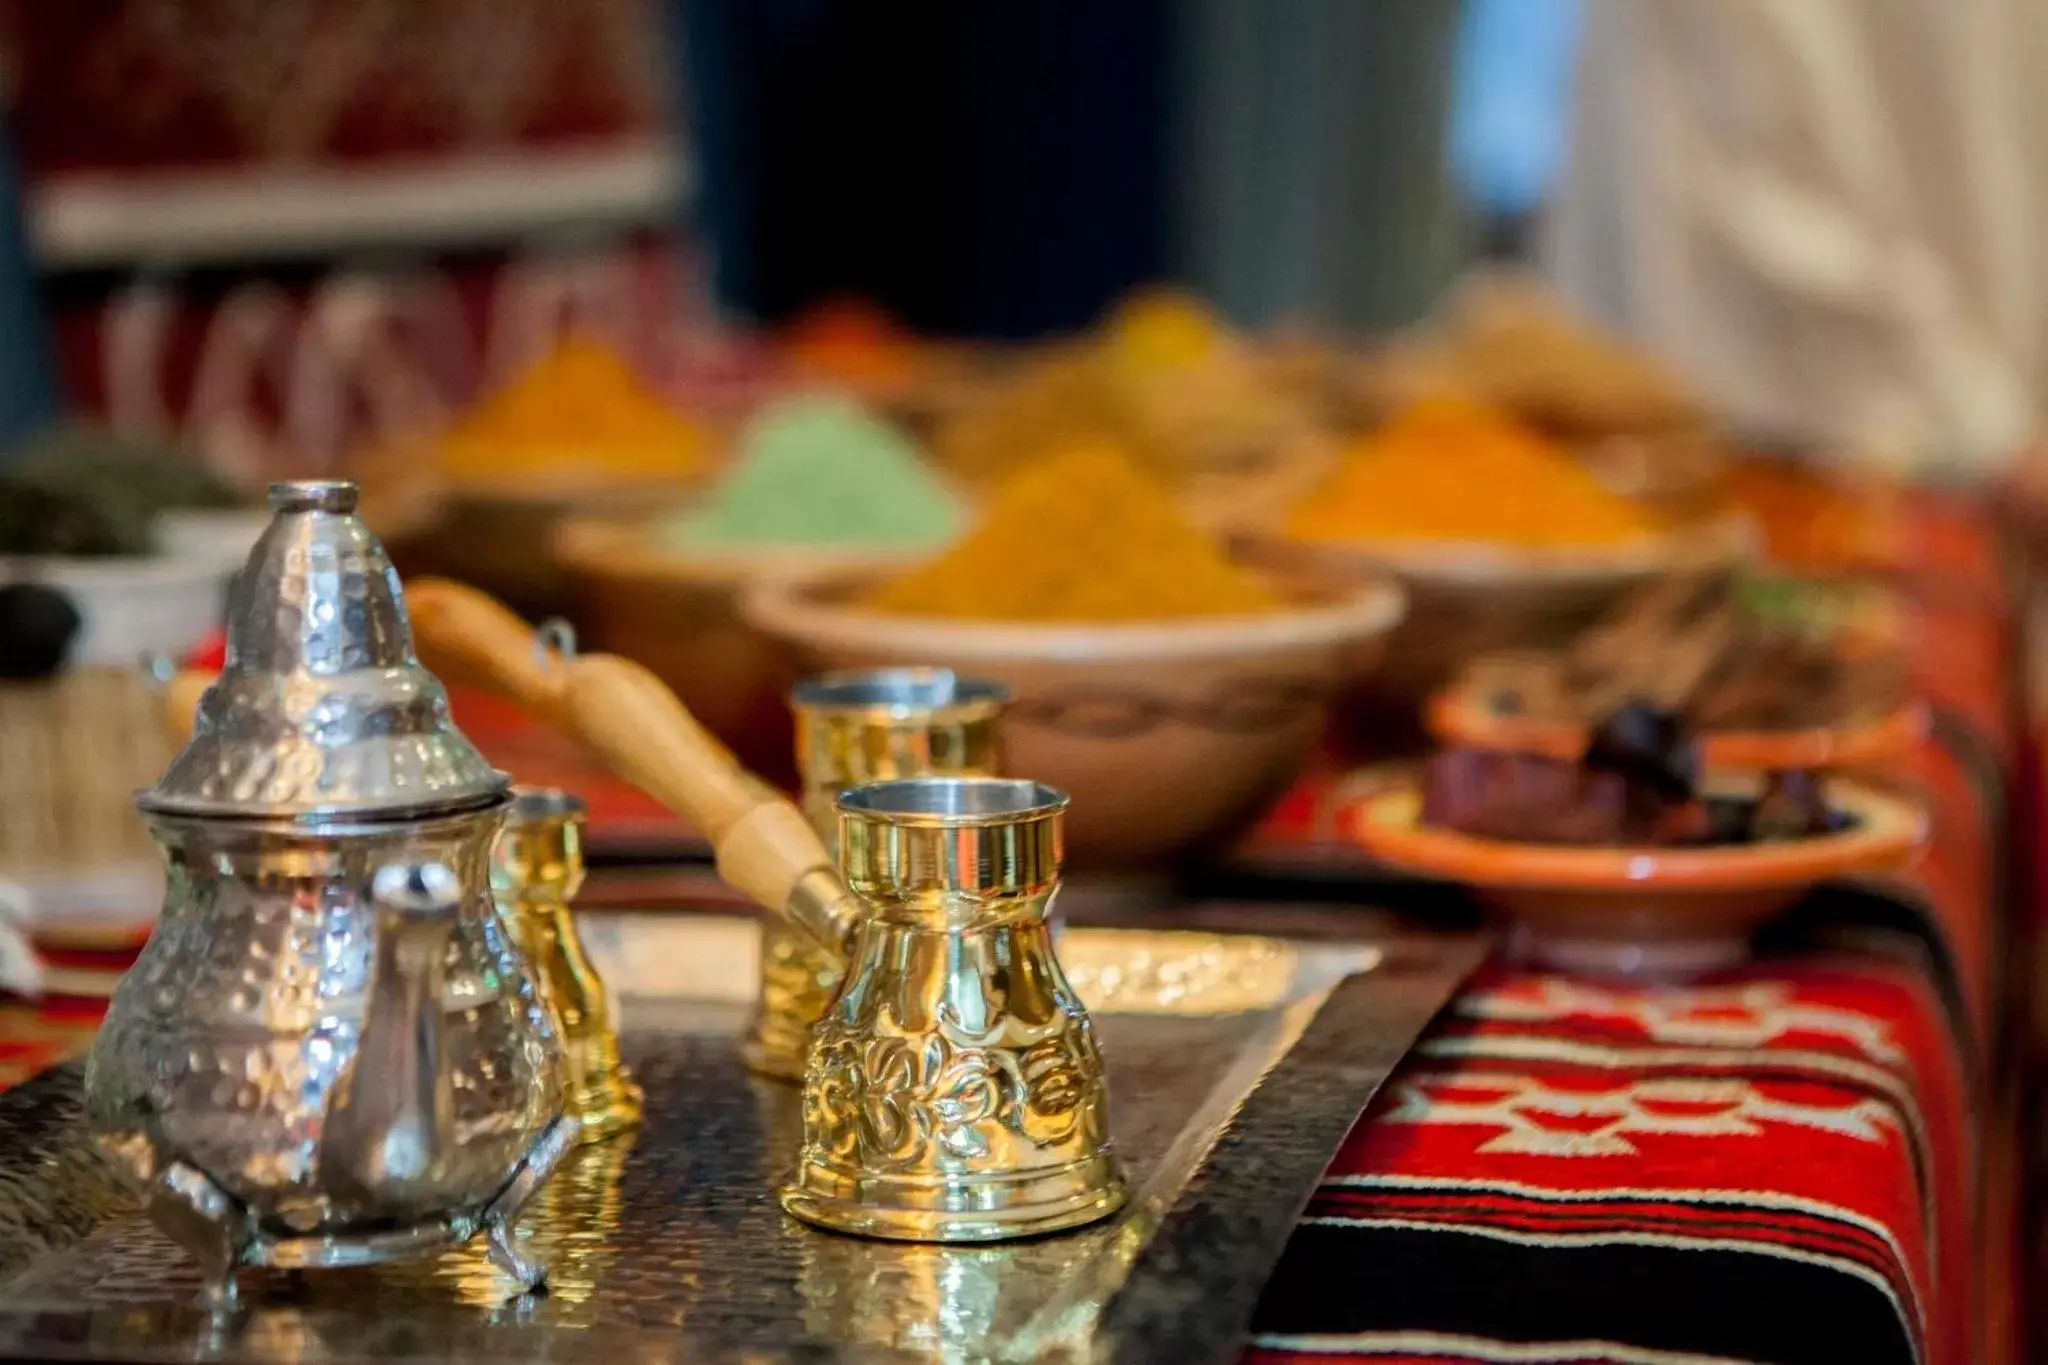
[138,478,508,821]
[268,479,359,514]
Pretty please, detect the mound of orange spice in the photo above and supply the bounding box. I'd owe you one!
[1286,397,1665,547]
[866,442,1281,621]
[439,337,707,487]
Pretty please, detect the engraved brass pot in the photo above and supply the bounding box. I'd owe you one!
[782,777,1127,1242]
[746,669,1007,1082]
[495,789,643,1142]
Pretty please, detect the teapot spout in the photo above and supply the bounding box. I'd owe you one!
[320,862,460,1211]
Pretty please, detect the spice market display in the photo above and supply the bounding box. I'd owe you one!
[0,29,2031,1357]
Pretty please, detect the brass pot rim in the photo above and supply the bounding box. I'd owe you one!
[837,777,1066,828]
[792,667,1009,719]
[506,787,588,826]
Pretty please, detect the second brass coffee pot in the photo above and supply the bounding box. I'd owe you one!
[747,669,1008,1081]
[784,777,1128,1241]
[495,789,644,1142]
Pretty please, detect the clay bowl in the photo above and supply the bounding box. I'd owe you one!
[420,474,706,622]
[1239,516,1756,741]
[1424,685,1929,773]
[1343,772,1924,978]
[553,516,932,783]
[742,567,1406,871]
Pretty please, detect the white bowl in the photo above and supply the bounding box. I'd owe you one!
[154,507,271,575]
[743,569,1406,868]
[9,554,229,666]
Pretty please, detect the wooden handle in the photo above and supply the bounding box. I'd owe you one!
[560,654,838,918]
[405,577,573,733]
[159,669,215,746]
[406,578,843,933]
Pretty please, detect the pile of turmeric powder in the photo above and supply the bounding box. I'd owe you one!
[865,442,1283,622]
[1286,397,1667,548]
[439,337,708,488]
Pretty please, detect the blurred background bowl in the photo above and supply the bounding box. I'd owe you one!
[1341,771,1925,978]
[15,552,230,666]
[408,477,704,624]
[743,566,1405,869]
[1425,682,1928,773]
[154,507,273,577]
[1239,514,1756,750]
[554,516,932,783]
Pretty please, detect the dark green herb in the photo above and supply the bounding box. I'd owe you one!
[0,424,249,556]
[0,476,156,556]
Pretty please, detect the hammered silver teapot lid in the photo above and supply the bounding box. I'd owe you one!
[140,480,510,821]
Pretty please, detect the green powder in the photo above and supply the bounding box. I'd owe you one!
[664,395,965,550]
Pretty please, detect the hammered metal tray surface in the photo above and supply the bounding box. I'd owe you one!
[0,910,1487,1365]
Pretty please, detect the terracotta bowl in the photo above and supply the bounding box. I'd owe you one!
[742,569,1406,870]
[1239,516,1756,739]
[1343,772,1924,978]
[417,475,705,622]
[553,517,934,783]
[1424,685,1929,773]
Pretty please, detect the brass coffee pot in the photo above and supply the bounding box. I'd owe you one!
[89,482,576,1305]
[235,577,1124,1248]
[783,777,1127,1242]
[494,789,644,1142]
[747,669,1007,1081]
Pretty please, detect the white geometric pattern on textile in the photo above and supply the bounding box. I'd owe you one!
[1460,977,1906,1066]
[1381,1072,1899,1157]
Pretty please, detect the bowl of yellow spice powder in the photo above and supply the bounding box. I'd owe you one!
[743,442,1406,869]
[1244,397,1755,732]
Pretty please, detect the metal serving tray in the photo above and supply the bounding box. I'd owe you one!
[0,907,1487,1365]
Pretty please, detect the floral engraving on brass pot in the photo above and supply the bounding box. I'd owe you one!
[782,777,1125,1243]
[806,1017,1106,1172]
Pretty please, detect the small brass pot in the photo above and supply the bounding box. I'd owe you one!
[744,670,1007,1082]
[782,777,1126,1242]
[495,789,644,1143]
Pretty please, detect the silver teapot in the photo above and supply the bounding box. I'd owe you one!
[85,481,575,1306]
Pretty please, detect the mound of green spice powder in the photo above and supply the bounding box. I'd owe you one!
[665,395,964,551]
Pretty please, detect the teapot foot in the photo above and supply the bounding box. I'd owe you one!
[478,1113,579,1296]
[144,1115,579,1306]
[484,1221,547,1293]
[150,1162,252,1308]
